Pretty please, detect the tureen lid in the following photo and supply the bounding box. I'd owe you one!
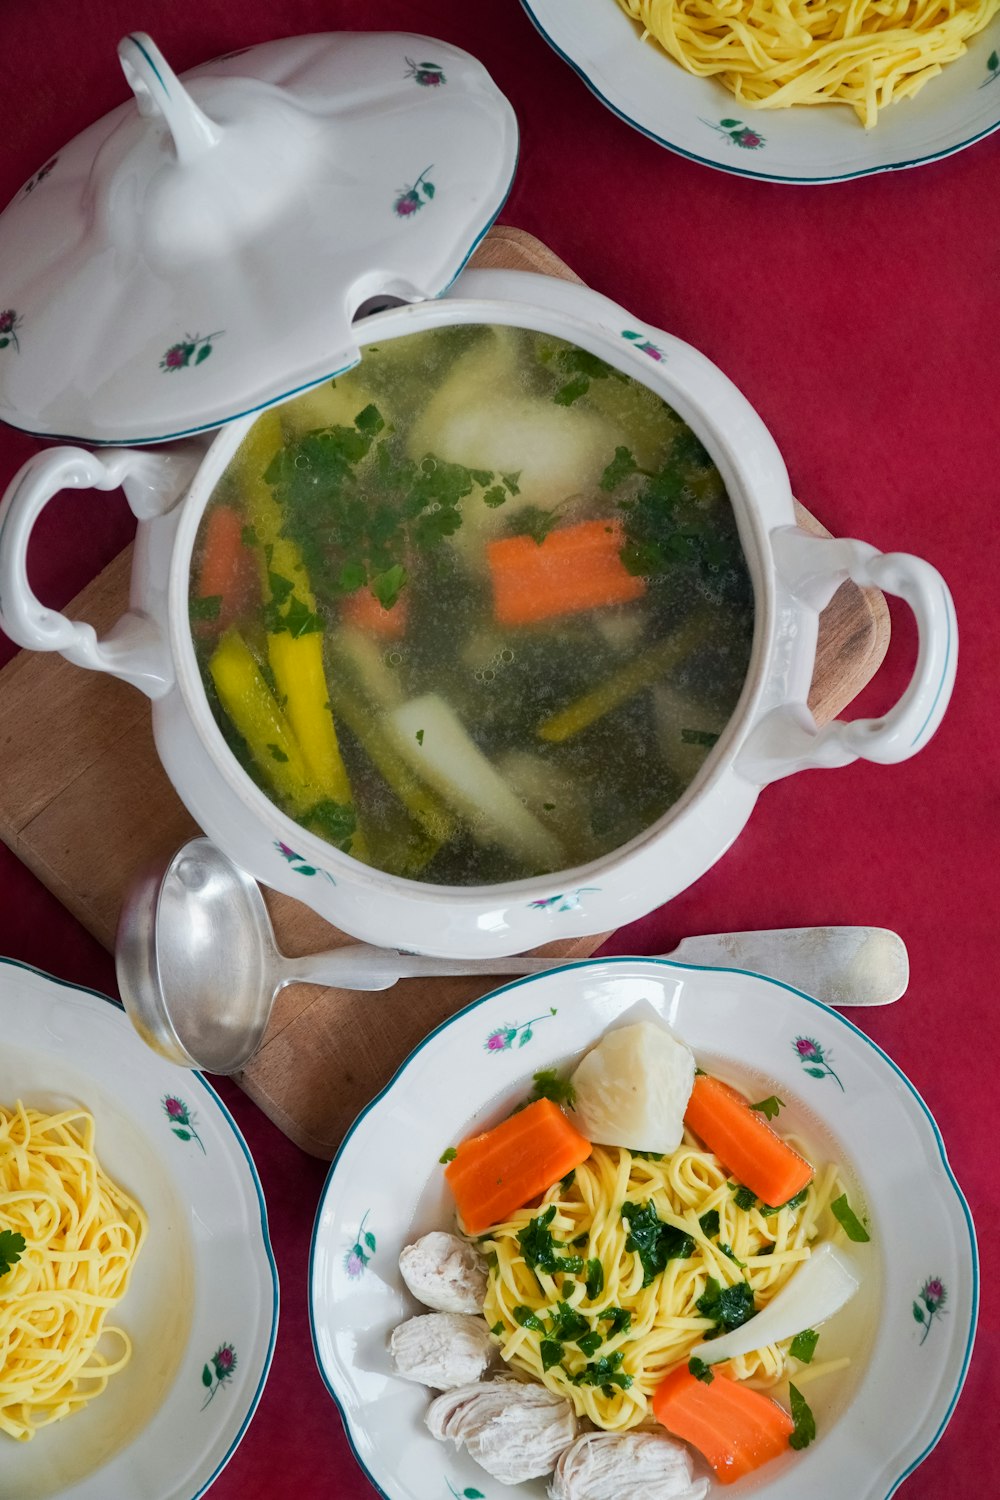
[0,31,518,445]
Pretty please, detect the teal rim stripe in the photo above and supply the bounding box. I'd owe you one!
[518,0,1000,185]
[126,34,170,96]
[912,581,955,747]
[2,159,519,450]
[308,955,978,1500]
[0,955,280,1500]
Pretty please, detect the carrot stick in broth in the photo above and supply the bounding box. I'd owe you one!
[684,1075,814,1208]
[445,1098,592,1236]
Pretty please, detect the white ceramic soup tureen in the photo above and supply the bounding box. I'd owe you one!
[0,33,957,957]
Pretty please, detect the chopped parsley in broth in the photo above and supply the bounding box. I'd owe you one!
[189,325,754,884]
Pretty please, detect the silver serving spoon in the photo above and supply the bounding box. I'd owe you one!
[115,838,908,1074]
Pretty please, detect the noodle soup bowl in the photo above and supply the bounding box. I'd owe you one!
[309,958,978,1499]
[0,269,957,956]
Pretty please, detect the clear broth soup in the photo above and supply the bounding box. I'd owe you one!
[189,325,755,884]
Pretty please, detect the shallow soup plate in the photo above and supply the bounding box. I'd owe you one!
[309,958,977,1499]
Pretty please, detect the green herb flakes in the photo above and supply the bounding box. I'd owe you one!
[438,1146,457,1164]
[831,1193,870,1242]
[513,1305,545,1332]
[600,445,641,492]
[354,403,385,436]
[415,729,425,746]
[698,1209,721,1239]
[688,1356,715,1384]
[267,743,289,763]
[540,1339,564,1371]
[483,485,507,509]
[0,1229,26,1277]
[577,1330,603,1357]
[571,1350,632,1391]
[750,1095,785,1121]
[558,1169,577,1193]
[490,1321,504,1337]
[585,1258,605,1300]
[789,1328,819,1364]
[190,594,222,621]
[680,728,720,748]
[599,1306,632,1337]
[788,1383,817,1450]
[621,1200,694,1288]
[731,1184,758,1213]
[696,1276,756,1336]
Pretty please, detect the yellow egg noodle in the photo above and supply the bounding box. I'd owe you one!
[483,1136,846,1430]
[615,0,1000,127]
[0,1102,147,1442]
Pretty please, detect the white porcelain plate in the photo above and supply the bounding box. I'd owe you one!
[0,959,278,1500]
[310,958,977,1500]
[521,0,1000,182]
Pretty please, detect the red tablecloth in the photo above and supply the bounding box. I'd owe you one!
[1,2,996,1495]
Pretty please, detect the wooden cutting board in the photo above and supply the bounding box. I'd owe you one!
[0,225,890,1158]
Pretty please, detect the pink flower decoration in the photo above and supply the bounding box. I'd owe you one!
[345,1250,365,1278]
[486,1029,512,1052]
[924,1278,945,1305]
[394,193,420,217]
[165,1096,185,1118]
[795,1038,820,1058]
[0,310,14,333]
[215,1344,235,1371]
[736,129,762,148]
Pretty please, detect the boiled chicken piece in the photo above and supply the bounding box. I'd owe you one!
[389,1313,495,1390]
[399,1231,488,1313]
[549,1431,710,1500]
[427,1379,579,1485]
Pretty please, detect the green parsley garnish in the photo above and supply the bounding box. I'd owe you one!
[483,485,507,508]
[688,1356,715,1384]
[490,1321,504,1337]
[621,1201,694,1288]
[599,1306,632,1337]
[558,1169,577,1193]
[0,1229,26,1277]
[731,1184,758,1212]
[600,445,641,492]
[516,1206,582,1278]
[696,1276,756,1336]
[750,1095,785,1120]
[632,1150,664,1161]
[788,1383,817,1450]
[189,594,222,621]
[513,1068,576,1114]
[831,1193,870,1242]
[438,1146,457,1164]
[549,1302,589,1342]
[241,524,258,548]
[302,798,356,853]
[719,1243,747,1269]
[513,1305,545,1332]
[698,1209,721,1239]
[577,1330,603,1357]
[540,1339,564,1371]
[680,728,721,747]
[789,1328,819,1364]
[415,729,425,746]
[585,1258,605,1300]
[570,1350,632,1392]
[501,471,522,496]
[512,505,561,546]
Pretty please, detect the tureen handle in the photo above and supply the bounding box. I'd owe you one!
[737,528,957,784]
[0,446,180,698]
[118,33,220,164]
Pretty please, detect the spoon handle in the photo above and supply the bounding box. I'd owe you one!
[285,927,907,1005]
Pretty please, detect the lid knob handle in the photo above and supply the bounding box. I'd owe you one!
[118,32,220,164]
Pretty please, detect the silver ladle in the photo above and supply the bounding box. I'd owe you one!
[115,838,908,1073]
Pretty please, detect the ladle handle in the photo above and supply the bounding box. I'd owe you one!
[283,944,556,992]
[118,33,220,164]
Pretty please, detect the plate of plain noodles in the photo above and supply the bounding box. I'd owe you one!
[0,958,277,1500]
[520,0,1000,181]
[309,958,977,1499]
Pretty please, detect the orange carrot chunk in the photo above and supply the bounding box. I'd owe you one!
[444,1098,592,1235]
[487,519,645,627]
[652,1365,794,1484]
[341,585,409,639]
[197,505,257,627]
[684,1075,814,1208]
